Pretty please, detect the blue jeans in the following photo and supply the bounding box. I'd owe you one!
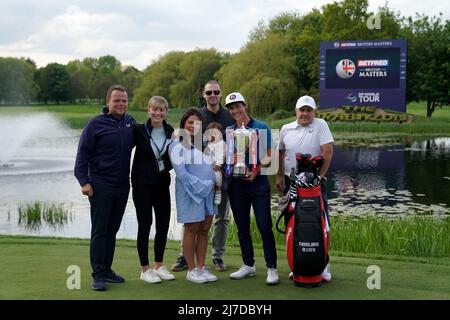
[228,175,277,268]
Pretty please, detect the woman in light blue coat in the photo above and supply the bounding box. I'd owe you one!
[168,107,218,284]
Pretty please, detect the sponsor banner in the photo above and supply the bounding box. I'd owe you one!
[319,39,407,112]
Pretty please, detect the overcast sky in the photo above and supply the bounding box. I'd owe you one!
[0,0,448,70]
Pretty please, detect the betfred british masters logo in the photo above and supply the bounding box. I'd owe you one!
[336,59,356,79]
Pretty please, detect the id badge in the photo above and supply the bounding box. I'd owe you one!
[157,158,165,173]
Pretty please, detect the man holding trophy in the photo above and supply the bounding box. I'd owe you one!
[224,92,279,285]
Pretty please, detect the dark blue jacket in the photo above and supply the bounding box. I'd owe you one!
[74,107,136,187]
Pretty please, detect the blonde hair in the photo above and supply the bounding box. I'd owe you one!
[148,96,169,110]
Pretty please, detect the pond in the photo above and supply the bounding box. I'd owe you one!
[324,137,449,215]
[0,114,448,240]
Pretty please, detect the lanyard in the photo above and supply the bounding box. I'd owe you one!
[145,123,167,159]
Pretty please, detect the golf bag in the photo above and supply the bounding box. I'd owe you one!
[276,153,330,287]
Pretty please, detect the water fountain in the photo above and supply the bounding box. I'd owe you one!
[0,113,76,176]
[0,112,182,239]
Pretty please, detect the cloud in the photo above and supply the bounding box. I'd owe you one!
[0,0,448,70]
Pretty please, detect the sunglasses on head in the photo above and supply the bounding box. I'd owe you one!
[205,90,221,96]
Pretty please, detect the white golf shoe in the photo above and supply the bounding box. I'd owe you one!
[140,269,162,284]
[230,265,256,280]
[321,263,332,282]
[266,268,280,285]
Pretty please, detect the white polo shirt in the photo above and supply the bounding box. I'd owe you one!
[278,118,334,176]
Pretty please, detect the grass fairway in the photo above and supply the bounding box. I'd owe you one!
[0,236,449,300]
[0,104,186,129]
[270,102,450,135]
[2,102,448,134]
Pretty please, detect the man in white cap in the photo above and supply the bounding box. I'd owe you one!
[275,95,334,281]
[224,92,280,286]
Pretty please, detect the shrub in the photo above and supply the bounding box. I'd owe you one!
[270,109,293,120]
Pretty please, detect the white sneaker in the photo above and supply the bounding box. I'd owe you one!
[154,266,175,281]
[266,268,280,285]
[321,263,332,282]
[214,192,222,205]
[186,268,208,284]
[230,265,256,280]
[140,269,162,284]
[288,271,294,280]
[200,267,218,282]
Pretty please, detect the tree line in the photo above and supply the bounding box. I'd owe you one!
[0,0,448,117]
[0,55,142,105]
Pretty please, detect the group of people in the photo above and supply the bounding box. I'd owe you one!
[74,81,334,291]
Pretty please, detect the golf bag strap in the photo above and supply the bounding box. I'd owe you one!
[275,211,286,234]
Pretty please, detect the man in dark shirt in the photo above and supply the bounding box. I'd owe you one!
[171,80,234,272]
[74,85,135,291]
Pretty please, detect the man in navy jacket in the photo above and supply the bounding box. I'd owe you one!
[74,84,136,291]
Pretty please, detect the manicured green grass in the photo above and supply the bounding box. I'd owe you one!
[0,235,449,300]
[0,104,185,129]
[2,102,448,135]
[270,102,450,135]
[229,214,450,258]
[407,101,450,119]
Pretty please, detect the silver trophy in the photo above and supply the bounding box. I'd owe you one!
[232,123,257,178]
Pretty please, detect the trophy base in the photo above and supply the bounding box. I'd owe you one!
[232,166,247,179]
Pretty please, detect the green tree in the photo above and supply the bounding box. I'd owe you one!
[240,75,297,115]
[268,11,322,98]
[218,33,298,116]
[169,49,223,108]
[132,51,186,109]
[36,63,71,104]
[88,55,122,101]
[0,57,36,104]
[66,60,93,103]
[402,14,450,117]
[133,49,224,109]
[120,66,143,102]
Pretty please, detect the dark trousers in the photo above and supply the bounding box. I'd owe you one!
[228,175,277,269]
[132,185,171,266]
[89,182,130,279]
[283,175,330,226]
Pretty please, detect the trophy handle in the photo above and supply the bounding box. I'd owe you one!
[249,129,258,173]
[225,128,234,177]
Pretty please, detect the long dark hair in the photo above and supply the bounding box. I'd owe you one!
[179,107,202,129]
[178,107,202,149]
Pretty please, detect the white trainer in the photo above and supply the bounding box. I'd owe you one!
[200,267,218,282]
[230,265,256,280]
[140,269,162,284]
[266,268,280,285]
[186,268,208,284]
[214,192,222,205]
[321,263,332,282]
[154,266,175,281]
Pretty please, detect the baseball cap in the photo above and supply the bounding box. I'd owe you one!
[224,92,246,108]
[296,95,317,109]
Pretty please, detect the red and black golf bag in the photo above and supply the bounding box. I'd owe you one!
[276,153,330,287]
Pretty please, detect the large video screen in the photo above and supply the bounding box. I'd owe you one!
[319,40,407,112]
